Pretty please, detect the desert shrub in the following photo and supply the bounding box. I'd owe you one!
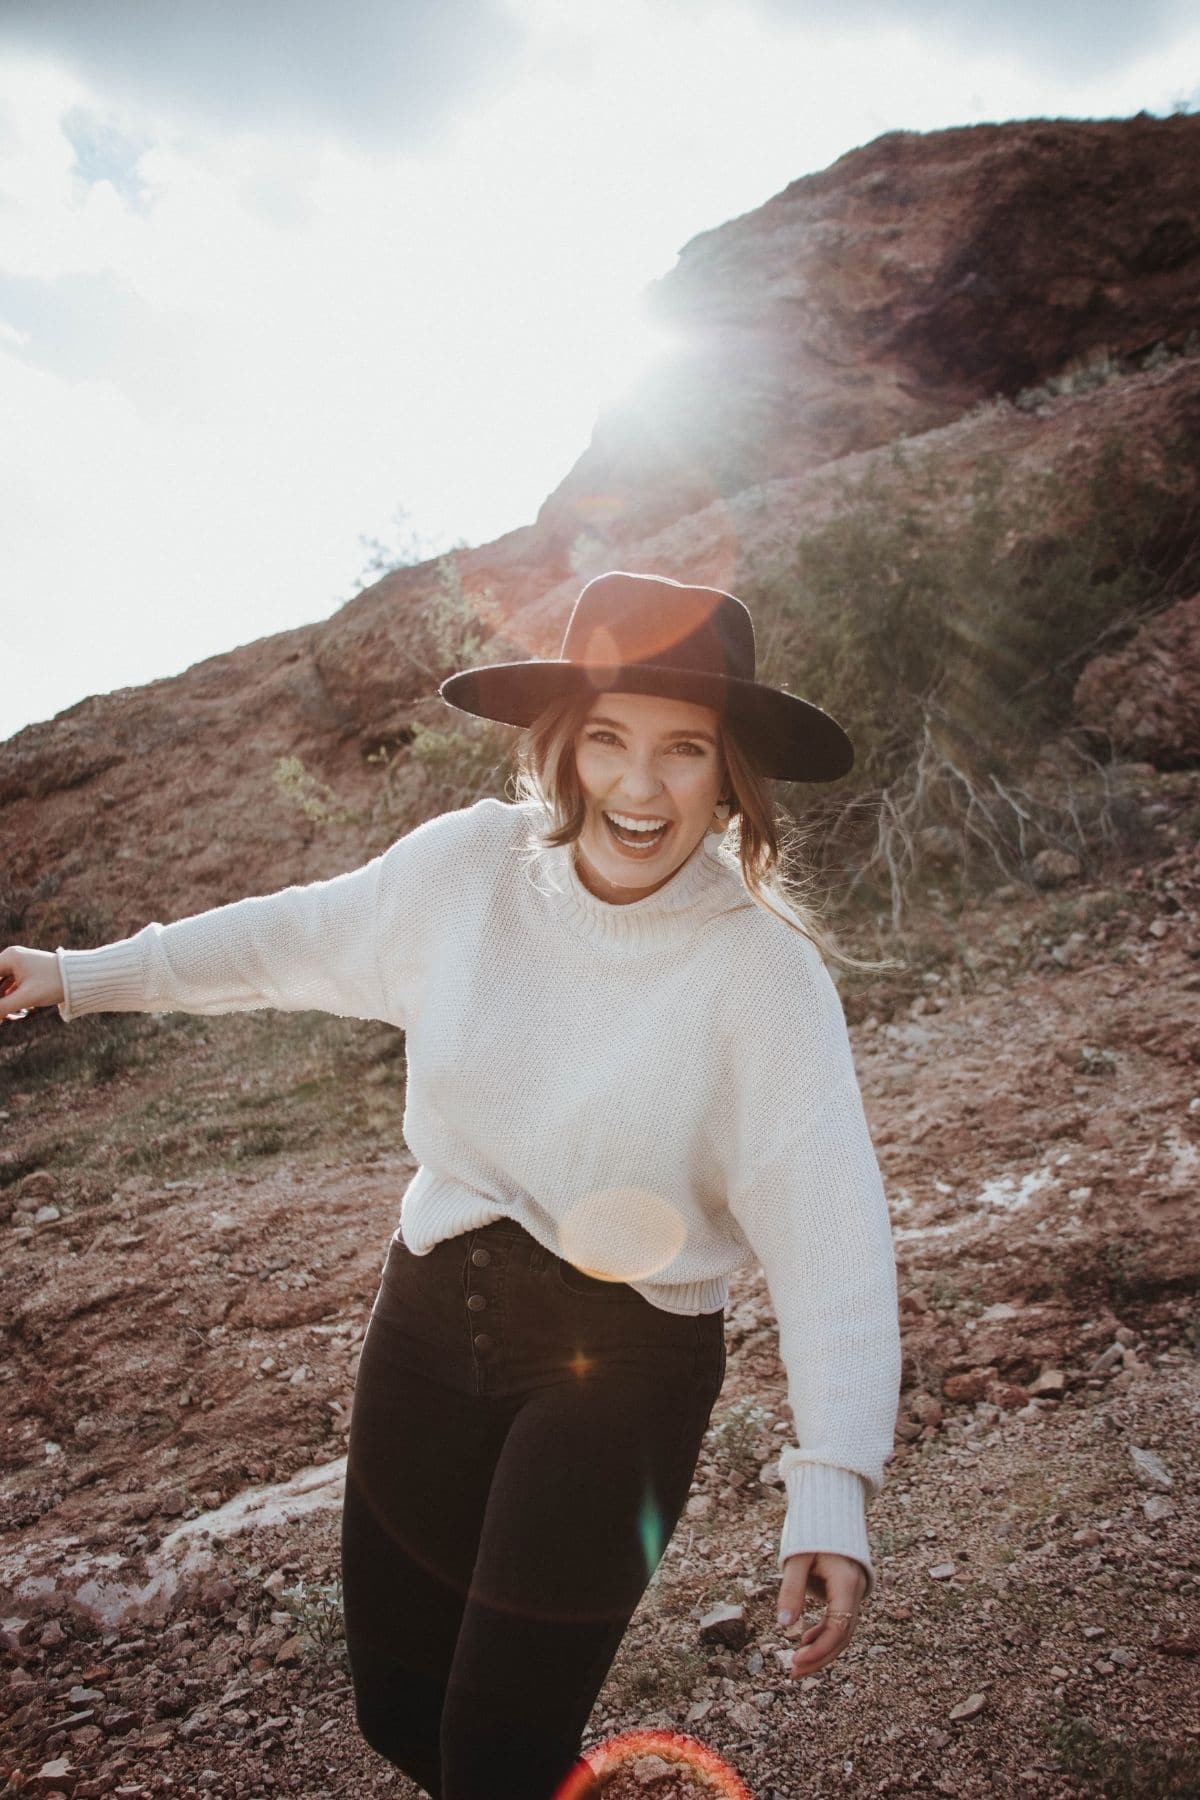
[1047,1706,1200,1798]
[4,1012,150,1090]
[392,555,526,812]
[393,552,507,690]
[752,432,1197,791]
[742,425,1200,922]
[276,554,519,835]
[1,873,115,952]
[1014,329,1200,410]
[344,502,454,596]
[276,1574,348,1672]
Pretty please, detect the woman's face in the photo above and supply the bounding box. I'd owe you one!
[572,691,728,903]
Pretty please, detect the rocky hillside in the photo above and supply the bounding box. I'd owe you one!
[538,114,1200,548]
[2,114,1198,943]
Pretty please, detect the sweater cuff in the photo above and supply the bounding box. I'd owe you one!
[56,938,149,1021]
[777,1460,876,1602]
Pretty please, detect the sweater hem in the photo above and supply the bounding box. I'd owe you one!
[399,1171,731,1316]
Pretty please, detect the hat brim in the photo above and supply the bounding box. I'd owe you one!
[437,660,854,783]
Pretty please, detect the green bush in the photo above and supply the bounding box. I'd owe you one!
[1,874,115,952]
[1,1011,154,1093]
[743,425,1200,921]
[750,432,1197,791]
[1048,1705,1200,1798]
[279,1574,348,1670]
[276,554,519,837]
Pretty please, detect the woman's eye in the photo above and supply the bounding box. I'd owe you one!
[585,731,704,755]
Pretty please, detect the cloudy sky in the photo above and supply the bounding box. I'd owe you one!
[2,0,1197,744]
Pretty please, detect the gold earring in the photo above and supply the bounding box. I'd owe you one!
[710,799,731,830]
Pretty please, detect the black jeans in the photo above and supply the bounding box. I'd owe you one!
[340,1214,727,1800]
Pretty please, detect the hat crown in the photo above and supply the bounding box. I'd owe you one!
[562,571,756,684]
[436,566,855,782]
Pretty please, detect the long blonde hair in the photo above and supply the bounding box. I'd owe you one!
[507,689,896,976]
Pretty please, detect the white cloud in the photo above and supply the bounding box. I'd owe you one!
[1,0,526,151]
[736,0,1195,78]
[1,0,1198,742]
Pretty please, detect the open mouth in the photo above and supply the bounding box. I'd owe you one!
[602,811,672,853]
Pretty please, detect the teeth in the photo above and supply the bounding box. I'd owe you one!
[606,811,669,833]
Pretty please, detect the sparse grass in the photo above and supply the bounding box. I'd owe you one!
[1077,1044,1118,1077]
[1,1011,160,1092]
[708,1398,774,1484]
[1030,1236,1158,1309]
[3,1003,410,1191]
[1014,331,1200,411]
[1074,887,1132,924]
[920,1576,968,1618]
[956,1286,987,1319]
[0,1140,79,1190]
[602,1637,710,1716]
[1047,1705,1200,1798]
[279,1574,348,1671]
[0,877,116,951]
[928,1273,960,1310]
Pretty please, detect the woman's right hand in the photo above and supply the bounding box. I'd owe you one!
[0,946,65,1020]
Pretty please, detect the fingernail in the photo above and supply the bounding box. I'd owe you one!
[777,1609,795,1627]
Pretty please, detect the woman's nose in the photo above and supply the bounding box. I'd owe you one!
[616,766,663,802]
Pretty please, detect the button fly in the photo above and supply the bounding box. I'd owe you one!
[467,1293,487,1312]
[471,1247,491,1267]
[473,1332,493,1350]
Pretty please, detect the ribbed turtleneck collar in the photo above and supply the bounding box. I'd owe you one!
[516,800,750,946]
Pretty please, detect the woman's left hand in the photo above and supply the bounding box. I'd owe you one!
[776,1551,868,1678]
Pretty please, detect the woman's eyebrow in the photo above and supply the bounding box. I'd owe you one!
[585,715,717,745]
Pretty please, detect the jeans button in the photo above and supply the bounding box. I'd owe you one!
[473,1332,493,1350]
[467,1293,487,1311]
[471,1247,491,1267]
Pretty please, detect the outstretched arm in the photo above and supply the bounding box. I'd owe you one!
[53,849,396,1023]
[35,803,475,1028]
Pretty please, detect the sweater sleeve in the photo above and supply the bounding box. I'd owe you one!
[724,945,901,1601]
[54,802,480,1027]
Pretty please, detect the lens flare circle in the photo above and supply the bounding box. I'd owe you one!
[558,1188,687,1283]
[553,1727,754,1799]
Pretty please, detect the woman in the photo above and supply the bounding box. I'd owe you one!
[1,570,902,1800]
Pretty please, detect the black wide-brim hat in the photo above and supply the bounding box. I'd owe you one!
[437,570,854,782]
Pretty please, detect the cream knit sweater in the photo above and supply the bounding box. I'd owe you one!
[55,795,901,1594]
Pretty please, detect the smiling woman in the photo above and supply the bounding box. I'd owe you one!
[3,571,902,1800]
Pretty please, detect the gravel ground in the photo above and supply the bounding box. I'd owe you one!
[3,769,1198,1798]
